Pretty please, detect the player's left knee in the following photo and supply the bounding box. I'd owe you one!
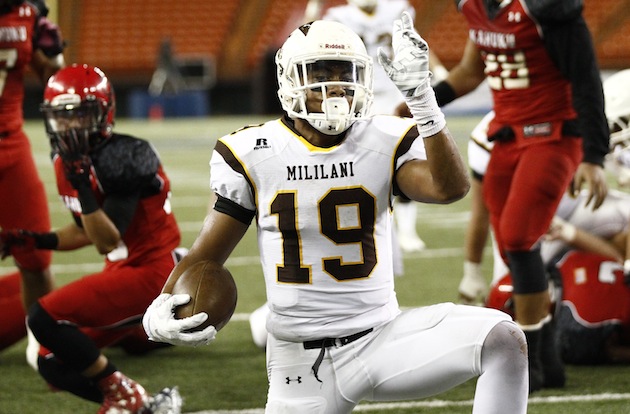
[482,321,528,373]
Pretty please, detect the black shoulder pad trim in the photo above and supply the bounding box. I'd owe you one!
[92,135,159,195]
[214,194,255,225]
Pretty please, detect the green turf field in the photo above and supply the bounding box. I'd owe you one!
[1,116,629,413]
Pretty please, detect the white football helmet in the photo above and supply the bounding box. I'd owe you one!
[348,0,378,9]
[603,69,630,187]
[276,20,373,135]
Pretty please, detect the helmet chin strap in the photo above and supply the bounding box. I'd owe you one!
[309,97,352,135]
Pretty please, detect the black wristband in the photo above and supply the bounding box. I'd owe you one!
[34,232,59,250]
[76,186,100,215]
[433,81,457,107]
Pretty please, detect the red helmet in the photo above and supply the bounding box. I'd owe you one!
[485,273,515,318]
[41,64,115,156]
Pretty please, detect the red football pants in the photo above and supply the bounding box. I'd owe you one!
[0,130,52,271]
[38,253,176,350]
[484,137,582,257]
[0,271,26,350]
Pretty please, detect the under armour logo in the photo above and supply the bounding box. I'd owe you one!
[508,11,521,22]
[285,376,302,384]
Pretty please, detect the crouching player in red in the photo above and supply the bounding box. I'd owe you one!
[2,64,183,414]
[489,249,630,365]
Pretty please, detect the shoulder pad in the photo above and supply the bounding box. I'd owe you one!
[371,115,418,138]
[92,134,159,194]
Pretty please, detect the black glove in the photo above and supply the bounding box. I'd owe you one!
[64,156,92,190]
[56,129,93,190]
[35,16,65,57]
[0,230,58,259]
[55,129,101,214]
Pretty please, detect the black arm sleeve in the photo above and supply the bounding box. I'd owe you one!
[213,195,256,225]
[433,81,457,108]
[102,193,141,235]
[537,10,610,165]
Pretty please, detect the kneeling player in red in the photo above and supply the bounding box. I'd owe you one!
[2,64,182,414]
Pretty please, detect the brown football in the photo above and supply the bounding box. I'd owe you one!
[172,261,237,332]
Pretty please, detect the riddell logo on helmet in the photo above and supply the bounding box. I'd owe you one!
[324,43,346,49]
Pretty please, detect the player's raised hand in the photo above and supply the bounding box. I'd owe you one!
[55,129,94,189]
[143,293,217,347]
[377,11,431,97]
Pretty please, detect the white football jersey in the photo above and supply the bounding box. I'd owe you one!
[323,0,414,115]
[210,116,425,341]
[467,111,495,177]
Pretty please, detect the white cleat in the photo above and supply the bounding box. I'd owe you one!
[397,232,426,253]
[144,387,183,414]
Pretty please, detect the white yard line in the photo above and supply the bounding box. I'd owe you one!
[187,393,630,413]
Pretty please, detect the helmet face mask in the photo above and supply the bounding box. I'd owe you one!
[41,64,115,156]
[276,21,373,135]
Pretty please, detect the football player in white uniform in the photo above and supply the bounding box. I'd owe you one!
[249,0,451,350]
[323,0,433,254]
[143,15,528,413]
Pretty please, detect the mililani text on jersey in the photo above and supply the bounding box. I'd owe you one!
[286,161,355,181]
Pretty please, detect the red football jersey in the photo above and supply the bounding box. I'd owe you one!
[0,2,39,133]
[52,135,181,266]
[459,0,576,128]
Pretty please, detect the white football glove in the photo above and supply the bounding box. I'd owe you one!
[377,11,445,137]
[143,293,217,347]
[377,11,431,98]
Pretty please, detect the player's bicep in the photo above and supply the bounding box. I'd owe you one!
[187,209,249,266]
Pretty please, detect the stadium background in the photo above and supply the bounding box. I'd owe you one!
[24,0,630,119]
[4,2,630,412]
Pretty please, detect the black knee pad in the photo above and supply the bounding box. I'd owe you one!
[28,302,101,372]
[506,249,548,294]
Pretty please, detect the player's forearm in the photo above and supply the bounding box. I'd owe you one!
[79,211,122,255]
[552,219,624,262]
[54,223,92,251]
[422,128,470,203]
[434,39,485,107]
